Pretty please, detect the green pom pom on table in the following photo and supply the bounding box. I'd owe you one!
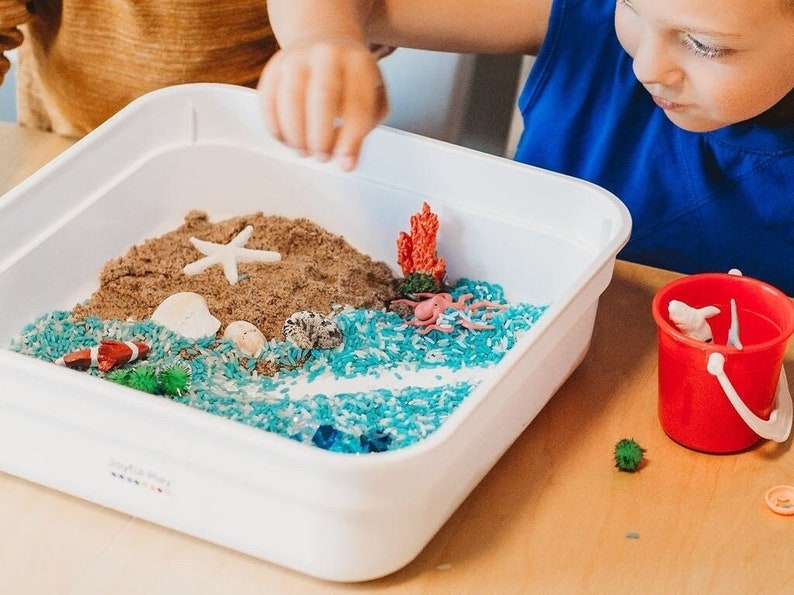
[614,438,646,472]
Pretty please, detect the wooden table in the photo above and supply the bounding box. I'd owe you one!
[1,121,792,594]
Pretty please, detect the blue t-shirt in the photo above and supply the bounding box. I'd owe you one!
[515,0,794,295]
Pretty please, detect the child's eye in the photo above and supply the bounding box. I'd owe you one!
[683,35,731,59]
[617,0,635,9]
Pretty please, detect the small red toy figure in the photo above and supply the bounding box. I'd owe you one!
[54,339,150,372]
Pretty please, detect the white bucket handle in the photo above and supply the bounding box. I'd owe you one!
[706,352,793,443]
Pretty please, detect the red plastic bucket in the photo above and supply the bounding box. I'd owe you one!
[652,273,794,453]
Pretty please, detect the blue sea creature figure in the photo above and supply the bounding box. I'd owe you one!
[667,299,720,343]
[360,429,392,453]
[312,424,341,449]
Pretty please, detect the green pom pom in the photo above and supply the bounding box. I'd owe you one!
[614,438,646,472]
[106,368,132,386]
[126,367,159,394]
[400,272,439,297]
[158,362,192,397]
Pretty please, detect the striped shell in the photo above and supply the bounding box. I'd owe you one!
[282,311,343,350]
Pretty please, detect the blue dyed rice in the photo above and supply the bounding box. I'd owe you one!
[9,279,547,453]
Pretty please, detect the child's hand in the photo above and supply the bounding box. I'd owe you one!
[258,40,389,171]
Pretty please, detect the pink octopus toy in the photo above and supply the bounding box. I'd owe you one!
[391,292,507,334]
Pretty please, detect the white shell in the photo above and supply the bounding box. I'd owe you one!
[223,320,266,356]
[150,292,221,339]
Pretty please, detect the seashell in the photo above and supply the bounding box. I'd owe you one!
[283,311,343,350]
[223,320,266,356]
[150,292,221,339]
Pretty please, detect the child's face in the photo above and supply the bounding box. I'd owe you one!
[615,0,794,131]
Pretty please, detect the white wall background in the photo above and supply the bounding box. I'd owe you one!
[505,55,535,157]
[379,49,475,144]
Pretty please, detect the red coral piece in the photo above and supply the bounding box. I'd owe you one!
[429,256,446,285]
[395,202,447,283]
[396,231,414,277]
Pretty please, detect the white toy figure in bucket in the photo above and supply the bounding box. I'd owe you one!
[668,300,720,343]
[727,299,744,350]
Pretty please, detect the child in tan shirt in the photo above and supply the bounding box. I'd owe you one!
[0,0,276,137]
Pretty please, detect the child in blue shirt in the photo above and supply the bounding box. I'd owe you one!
[260,0,794,294]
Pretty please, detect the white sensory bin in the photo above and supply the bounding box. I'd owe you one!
[0,84,630,581]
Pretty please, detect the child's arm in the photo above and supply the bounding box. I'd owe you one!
[0,1,29,85]
[260,0,551,170]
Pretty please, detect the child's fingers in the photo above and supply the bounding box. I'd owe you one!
[275,62,310,155]
[258,58,284,142]
[333,61,388,171]
[259,43,387,170]
[305,55,344,162]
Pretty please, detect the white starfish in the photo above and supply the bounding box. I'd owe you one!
[183,225,281,284]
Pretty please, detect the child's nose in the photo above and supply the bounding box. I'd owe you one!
[632,32,682,88]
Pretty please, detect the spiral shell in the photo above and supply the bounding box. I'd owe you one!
[283,311,343,350]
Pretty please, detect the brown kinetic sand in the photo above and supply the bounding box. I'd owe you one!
[72,211,401,340]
